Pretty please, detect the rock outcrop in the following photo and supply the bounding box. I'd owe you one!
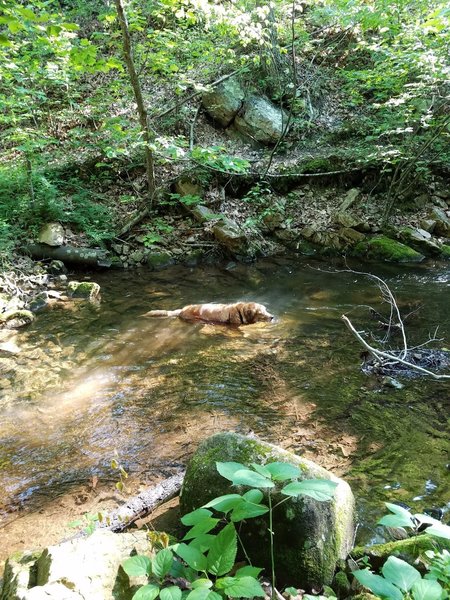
[180,432,355,590]
[0,530,150,600]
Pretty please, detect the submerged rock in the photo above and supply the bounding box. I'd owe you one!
[180,432,355,590]
[146,252,174,270]
[0,310,35,329]
[67,281,101,301]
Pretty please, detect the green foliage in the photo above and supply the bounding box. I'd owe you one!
[141,219,174,247]
[353,504,450,599]
[122,460,336,600]
[190,147,250,174]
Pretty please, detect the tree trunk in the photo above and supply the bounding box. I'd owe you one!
[114,0,156,206]
[25,243,114,267]
[96,471,185,533]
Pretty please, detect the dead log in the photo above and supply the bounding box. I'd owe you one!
[97,471,185,533]
[25,244,114,268]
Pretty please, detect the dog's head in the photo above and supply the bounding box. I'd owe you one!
[242,302,274,324]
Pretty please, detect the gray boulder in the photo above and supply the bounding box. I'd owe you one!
[234,96,289,144]
[38,223,65,247]
[202,78,245,127]
[430,207,450,237]
[180,432,355,590]
[396,227,442,256]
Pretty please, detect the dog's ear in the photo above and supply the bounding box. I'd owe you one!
[243,303,257,324]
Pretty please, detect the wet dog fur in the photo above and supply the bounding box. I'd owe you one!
[144,302,273,325]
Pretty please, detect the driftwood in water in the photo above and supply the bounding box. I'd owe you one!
[97,471,185,533]
[25,243,113,268]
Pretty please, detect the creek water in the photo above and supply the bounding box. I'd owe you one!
[0,257,449,555]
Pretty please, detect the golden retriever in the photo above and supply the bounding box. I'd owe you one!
[144,302,273,325]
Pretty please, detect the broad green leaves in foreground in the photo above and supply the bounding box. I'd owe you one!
[353,504,450,600]
[123,459,337,600]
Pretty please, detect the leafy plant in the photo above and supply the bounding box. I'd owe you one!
[122,460,337,600]
[141,219,174,247]
[190,147,250,174]
[353,503,450,599]
[169,193,203,208]
[354,556,445,600]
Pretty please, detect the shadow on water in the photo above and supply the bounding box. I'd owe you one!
[0,257,449,548]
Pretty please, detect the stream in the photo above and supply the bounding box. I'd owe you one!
[0,257,449,561]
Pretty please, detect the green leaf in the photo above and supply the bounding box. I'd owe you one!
[378,514,413,528]
[250,463,272,478]
[17,8,37,20]
[191,579,213,589]
[284,587,298,596]
[382,556,421,592]
[203,494,243,513]
[181,509,213,526]
[235,566,263,578]
[281,479,337,501]
[379,503,415,528]
[132,584,160,600]
[216,462,246,481]
[183,518,219,541]
[230,501,269,522]
[188,534,215,553]
[231,469,275,489]
[207,523,237,576]
[123,555,152,577]
[160,586,182,600]
[242,489,264,504]
[215,576,265,598]
[264,462,301,482]
[186,588,211,600]
[153,549,174,579]
[411,579,444,600]
[425,522,450,540]
[0,34,11,46]
[174,543,207,572]
[353,569,403,600]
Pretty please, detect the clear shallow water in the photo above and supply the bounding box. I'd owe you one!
[0,257,449,544]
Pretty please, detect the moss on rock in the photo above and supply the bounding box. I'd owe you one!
[440,244,450,259]
[352,235,424,262]
[67,281,101,300]
[180,432,355,591]
[351,534,450,573]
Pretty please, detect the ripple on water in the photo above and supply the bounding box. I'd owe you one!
[0,259,449,544]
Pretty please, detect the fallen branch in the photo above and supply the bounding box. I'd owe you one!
[342,315,450,380]
[25,244,113,268]
[96,470,185,533]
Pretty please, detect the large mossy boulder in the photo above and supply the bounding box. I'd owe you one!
[353,235,424,262]
[234,96,289,144]
[202,78,245,127]
[180,432,355,590]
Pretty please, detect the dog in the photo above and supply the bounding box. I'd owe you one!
[144,302,274,325]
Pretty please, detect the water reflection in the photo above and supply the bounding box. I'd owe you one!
[0,258,449,545]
